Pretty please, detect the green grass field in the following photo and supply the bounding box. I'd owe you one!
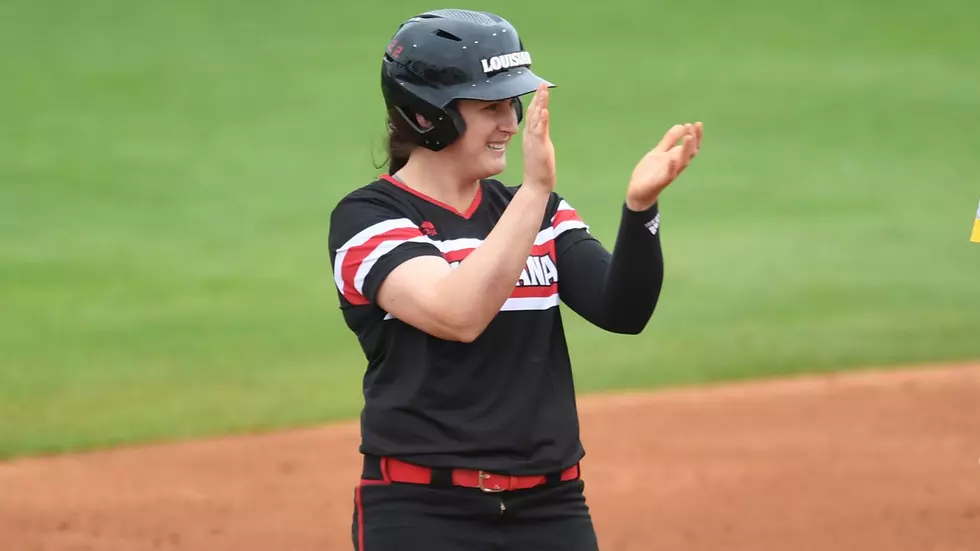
[2,0,979,460]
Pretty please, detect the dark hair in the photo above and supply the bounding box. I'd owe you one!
[382,108,417,175]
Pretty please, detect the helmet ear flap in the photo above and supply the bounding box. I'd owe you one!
[394,105,435,135]
[437,104,467,150]
[392,102,467,151]
[512,97,524,124]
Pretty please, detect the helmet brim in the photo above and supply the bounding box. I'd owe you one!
[400,69,556,108]
[451,69,556,103]
[453,68,557,101]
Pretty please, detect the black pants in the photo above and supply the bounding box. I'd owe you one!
[351,460,600,551]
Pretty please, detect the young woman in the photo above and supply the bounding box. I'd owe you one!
[328,8,702,551]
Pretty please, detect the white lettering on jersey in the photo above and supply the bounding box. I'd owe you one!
[518,266,531,286]
[541,254,558,284]
[480,51,532,74]
[517,255,558,287]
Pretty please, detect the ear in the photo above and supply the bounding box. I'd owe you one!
[415,113,433,129]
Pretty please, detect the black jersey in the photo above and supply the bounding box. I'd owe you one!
[328,174,665,476]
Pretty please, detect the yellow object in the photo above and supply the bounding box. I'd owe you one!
[972,200,980,243]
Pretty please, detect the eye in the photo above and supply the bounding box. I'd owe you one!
[484,103,499,111]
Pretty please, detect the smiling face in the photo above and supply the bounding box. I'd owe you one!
[445,97,521,179]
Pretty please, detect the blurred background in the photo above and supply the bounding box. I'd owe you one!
[1,0,979,461]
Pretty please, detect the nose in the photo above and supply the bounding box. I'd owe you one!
[499,102,519,133]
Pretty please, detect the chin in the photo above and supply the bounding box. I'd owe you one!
[480,156,507,178]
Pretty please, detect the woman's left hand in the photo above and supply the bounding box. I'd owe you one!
[625,122,703,211]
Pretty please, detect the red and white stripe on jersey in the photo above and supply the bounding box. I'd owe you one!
[550,199,589,237]
[333,218,430,305]
[434,235,555,265]
[382,227,561,320]
[343,201,586,313]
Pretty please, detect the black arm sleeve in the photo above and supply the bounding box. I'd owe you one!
[556,202,664,334]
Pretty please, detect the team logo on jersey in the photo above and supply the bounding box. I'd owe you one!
[481,51,532,74]
[516,254,558,287]
[419,221,438,237]
[447,254,557,288]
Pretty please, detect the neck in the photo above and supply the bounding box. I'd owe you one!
[394,152,481,213]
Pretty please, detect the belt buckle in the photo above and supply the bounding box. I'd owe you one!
[478,471,506,493]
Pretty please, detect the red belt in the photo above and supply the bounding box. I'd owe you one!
[377,457,580,493]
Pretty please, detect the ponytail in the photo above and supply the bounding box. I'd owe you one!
[383,108,415,175]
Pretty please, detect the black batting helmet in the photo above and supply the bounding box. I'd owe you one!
[380,9,556,151]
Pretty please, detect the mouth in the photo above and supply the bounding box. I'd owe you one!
[486,141,508,153]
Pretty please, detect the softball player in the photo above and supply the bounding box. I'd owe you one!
[328,9,702,551]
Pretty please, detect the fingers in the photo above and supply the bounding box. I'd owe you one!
[655,124,687,152]
[687,122,702,160]
[657,121,703,152]
[682,125,697,159]
[531,83,548,133]
[524,88,539,130]
[524,95,538,131]
[536,82,549,112]
[525,83,550,135]
[674,122,702,177]
[675,143,694,177]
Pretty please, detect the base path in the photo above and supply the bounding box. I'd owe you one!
[2,363,979,551]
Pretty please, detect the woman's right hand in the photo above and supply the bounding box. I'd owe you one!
[522,83,556,194]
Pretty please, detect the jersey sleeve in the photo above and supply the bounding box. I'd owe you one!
[553,195,665,334]
[328,193,443,307]
[550,195,593,246]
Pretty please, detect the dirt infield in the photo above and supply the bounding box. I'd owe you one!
[2,362,979,551]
